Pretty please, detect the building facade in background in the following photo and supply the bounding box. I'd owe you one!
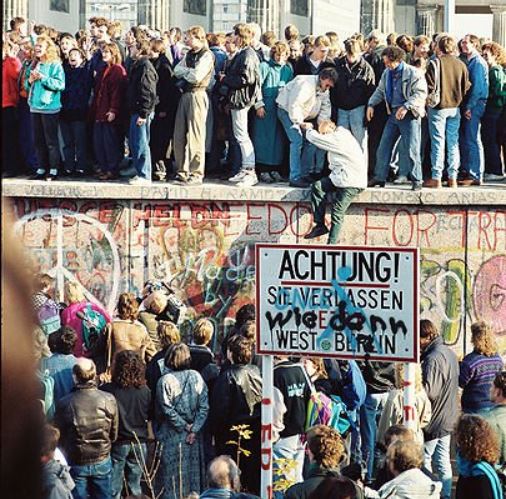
[2,0,505,45]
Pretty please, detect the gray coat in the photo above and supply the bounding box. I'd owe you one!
[368,64,428,118]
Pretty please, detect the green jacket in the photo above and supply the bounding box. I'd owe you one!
[484,404,506,464]
[488,64,506,109]
[25,61,65,113]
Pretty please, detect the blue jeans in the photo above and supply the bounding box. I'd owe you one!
[374,111,422,183]
[428,107,461,180]
[337,105,367,151]
[347,408,362,464]
[93,122,123,174]
[273,434,305,490]
[60,119,88,173]
[481,107,503,175]
[277,108,315,182]
[424,435,452,499]
[111,442,146,499]
[460,100,486,180]
[129,113,154,179]
[70,456,112,499]
[360,391,390,481]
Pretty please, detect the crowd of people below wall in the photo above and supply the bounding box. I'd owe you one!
[29,273,505,499]
[2,16,506,189]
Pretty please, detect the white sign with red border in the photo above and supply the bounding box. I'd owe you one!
[256,244,419,362]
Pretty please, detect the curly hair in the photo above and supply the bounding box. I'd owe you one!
[482,42,506,66]
[306,425,346,469]
[471,321,498,357]
[48,326,77,354]
[227,334,253,365]
[112,350,146,388]
[493,371,506,398]
[456,414,500,464]
[117,292,139,321]
[35,35,60,63]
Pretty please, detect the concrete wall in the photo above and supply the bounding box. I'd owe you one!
[4,183,506,356]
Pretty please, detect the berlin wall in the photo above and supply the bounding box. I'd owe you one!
[4,182,506,358]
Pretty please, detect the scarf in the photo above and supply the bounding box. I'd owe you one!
[457,453,504,499]
[385,61,405,106]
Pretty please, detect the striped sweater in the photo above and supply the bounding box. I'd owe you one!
[459,351,504,412]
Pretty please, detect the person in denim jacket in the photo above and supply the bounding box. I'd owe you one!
[25,34,65,181]
[458,34,489,186]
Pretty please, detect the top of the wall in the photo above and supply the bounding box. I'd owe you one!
[2,179,505,206]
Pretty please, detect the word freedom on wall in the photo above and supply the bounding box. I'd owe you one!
[256,244,420,362]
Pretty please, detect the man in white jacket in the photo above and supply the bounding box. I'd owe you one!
[304,120,367,244]
[276,68,337,188]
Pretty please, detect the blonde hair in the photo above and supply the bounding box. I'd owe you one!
[36,35,60,63]
[193,318,214,346]
[187,25,207,42]
[65,281,85,304]
[158,321,180,349]
[471,321,498,357]
[387,440,424,473]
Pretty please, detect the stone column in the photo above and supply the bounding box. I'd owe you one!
[491,4,506,47]
[3,0,28,31]
[360,0,395,37]
[416,4,438,37]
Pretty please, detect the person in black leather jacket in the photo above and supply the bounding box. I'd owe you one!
[210,335,262,495]
[55,358,118,497]
[221,23,260,187]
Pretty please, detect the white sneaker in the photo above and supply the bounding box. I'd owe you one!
[228,170,247,183]
[236,171,258,187]
[129,176,151,185]
[484,173,505,181]
[393,175,409,184]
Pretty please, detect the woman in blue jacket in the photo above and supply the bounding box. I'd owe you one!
[25,35,65,180]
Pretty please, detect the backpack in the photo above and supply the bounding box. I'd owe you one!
[427,58,441,108]
[305,391,351,436]
[80,304,107,354]
[324,359,367,411]
[38,300,61,336]
[37,369,55,420]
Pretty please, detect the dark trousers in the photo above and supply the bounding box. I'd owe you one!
[367,102,388,177]
[150,114,174,179]
[93,122,123,174]
[311,177,363,244]
[481,107,504,175]
[60,119,88,173]
[18,98,39,172]
[31,112,61,172]
[2,106,20,175]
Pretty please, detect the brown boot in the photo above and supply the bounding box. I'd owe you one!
[423,178,442,188]
[447,178,458,188]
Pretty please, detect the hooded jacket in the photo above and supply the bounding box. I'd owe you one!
[378,468,442,498]
[41,459,75,499]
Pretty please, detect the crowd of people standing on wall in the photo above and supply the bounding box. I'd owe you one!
[29,273,505,499]
[2,16,506,188]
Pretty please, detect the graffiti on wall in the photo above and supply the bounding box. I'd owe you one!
[11,198,506,355]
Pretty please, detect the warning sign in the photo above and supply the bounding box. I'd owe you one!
[255,244,419,362]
